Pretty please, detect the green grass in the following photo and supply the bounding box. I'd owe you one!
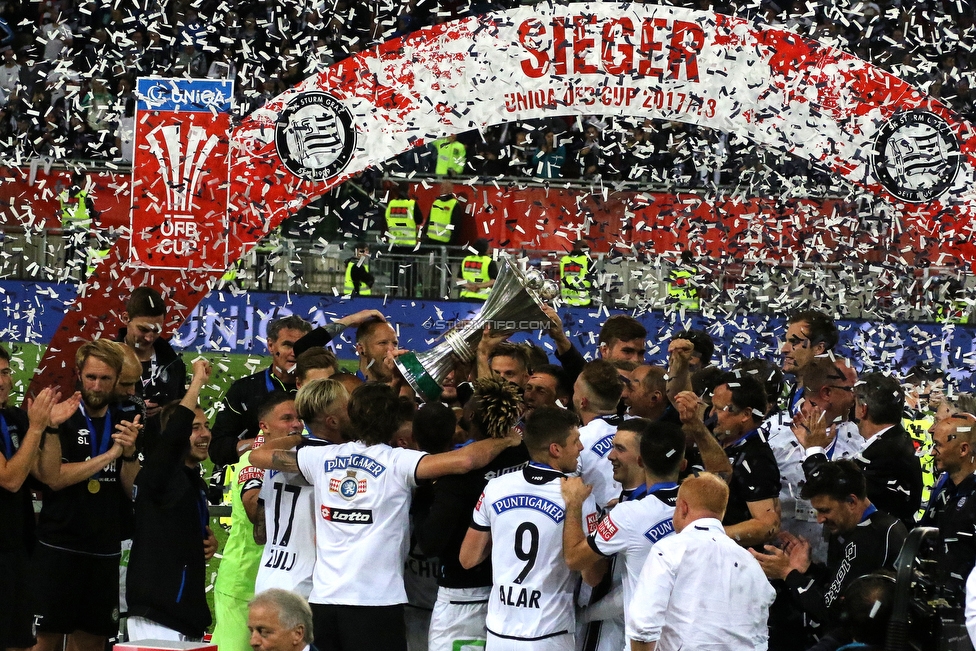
[2,341,348,631]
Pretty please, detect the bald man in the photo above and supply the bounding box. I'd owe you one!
[920,414,976,602]
[627,474,774,651]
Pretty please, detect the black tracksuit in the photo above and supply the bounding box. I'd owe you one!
[126,406,211,637]
[417,444,530,588]
[783,505,907,626]
[920,470,976,601]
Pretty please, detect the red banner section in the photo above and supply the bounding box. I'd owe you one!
[0,172,954,266]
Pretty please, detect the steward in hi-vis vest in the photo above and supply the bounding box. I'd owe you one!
[560,243,592,306]
[426,196,457,244]
[459,238,497,301]
[343,243,374,296]
[386,199,419,247]
[667,251,700,311]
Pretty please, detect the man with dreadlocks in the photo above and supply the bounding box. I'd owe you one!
[417,377,530,651]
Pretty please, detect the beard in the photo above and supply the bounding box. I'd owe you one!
[82,388,110,411]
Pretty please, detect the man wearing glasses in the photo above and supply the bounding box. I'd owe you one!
[780,309,839,416]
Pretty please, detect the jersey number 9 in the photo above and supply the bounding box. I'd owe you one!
[513,522,539,584]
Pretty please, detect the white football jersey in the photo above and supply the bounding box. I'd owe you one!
[297,440,427,606]
[254,463,317,598]
[588,484,678,629]
[473,462,599,642]
[577,417,623,509]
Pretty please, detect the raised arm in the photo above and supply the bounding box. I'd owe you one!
[415,432,521,481]
[0,388,57,492]
[673,391,732,482]
[665,339,694,402]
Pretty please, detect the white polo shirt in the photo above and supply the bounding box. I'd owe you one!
[765,412,861,563]
[627,517,775,650]
[297,440,427,606]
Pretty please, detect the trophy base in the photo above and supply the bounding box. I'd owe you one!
[394,351,443,403]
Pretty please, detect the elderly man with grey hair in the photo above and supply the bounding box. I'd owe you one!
[248,589,314,651]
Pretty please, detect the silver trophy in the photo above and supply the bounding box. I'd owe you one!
[395,254,560,402]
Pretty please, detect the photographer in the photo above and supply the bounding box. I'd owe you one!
[750,460,906,646]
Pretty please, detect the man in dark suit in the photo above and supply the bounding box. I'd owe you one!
[802,372,922,530]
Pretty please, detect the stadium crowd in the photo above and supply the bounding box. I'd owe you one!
[0,0,972,188]
[2,284,975,651]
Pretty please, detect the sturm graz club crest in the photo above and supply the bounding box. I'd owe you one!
[276,92,356,182]
[871,109,960,203]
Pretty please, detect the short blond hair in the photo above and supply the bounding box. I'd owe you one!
[75,339,125,377]
[117,343,142,381]
[295,378,348,423]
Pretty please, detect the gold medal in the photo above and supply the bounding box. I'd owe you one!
[88,479,101,494]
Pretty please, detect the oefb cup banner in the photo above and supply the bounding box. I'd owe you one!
[130,78,233,271]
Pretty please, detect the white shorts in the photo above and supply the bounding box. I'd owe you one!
[486,630,574,651]
[126,616,202,643]
[428,586,490,651]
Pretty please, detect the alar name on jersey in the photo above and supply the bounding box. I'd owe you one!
[499,584,541,608]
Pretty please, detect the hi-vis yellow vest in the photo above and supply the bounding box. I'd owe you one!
[434,139,465,176]
[460,255,491,300]
[386,199,418,246]
[60,188,92,229]
[344,259,371,296]
[427,197,456,243]
[937,300,970,324]
[668,268,700,310]
[560,254,591,306]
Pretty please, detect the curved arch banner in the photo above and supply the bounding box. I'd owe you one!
[29,2,976,394]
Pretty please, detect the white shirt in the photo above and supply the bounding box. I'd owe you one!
[254,461,317,598]
[765,412,861,563]
[589,486,677,630]
[627,518,775,650]
[297,440,427,605]
[578,417,622,509]
[856,424,895,458]
[473,463,598,641]
[966,565,976,644]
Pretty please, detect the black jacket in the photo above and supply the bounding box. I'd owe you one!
[784,506,907,626]
[116,330,186,458]
[919,470,976,600]
[803,424,922,530]
[210,368,295,465]
[417,444,530,588]
[126,406,212,637]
